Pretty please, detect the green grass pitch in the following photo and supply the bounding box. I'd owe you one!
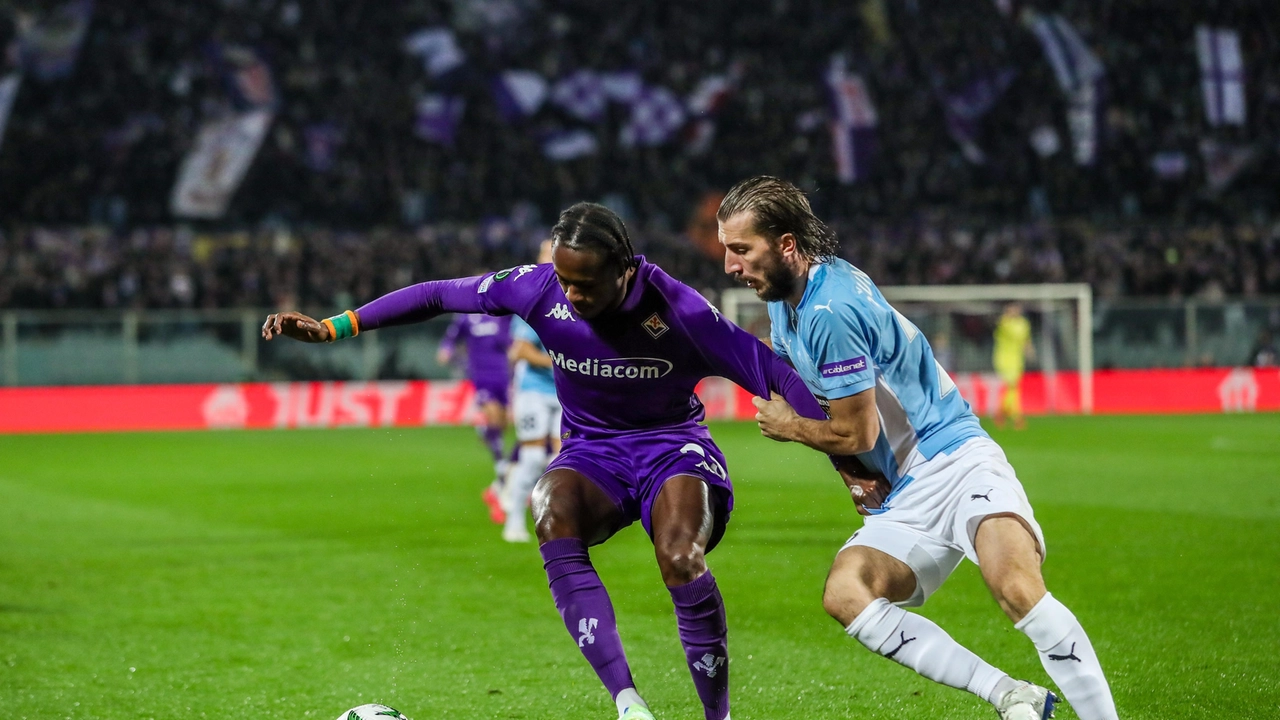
[2,414,1278,719]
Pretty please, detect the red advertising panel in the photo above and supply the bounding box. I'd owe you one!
[0,369,1276,434]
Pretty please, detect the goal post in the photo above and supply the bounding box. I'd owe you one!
[720,283,1094,414]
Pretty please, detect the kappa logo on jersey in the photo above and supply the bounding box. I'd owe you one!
[693,653,725,678]
[545,303,576,321]
[820,356,868,377]
[548,351,673,379]
[641,312,669,339]
[512,264,537,281]
[577,617,598,647]
[680,443,727,480]
[706,299,722,322]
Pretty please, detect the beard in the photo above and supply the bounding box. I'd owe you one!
[753,255,797,302]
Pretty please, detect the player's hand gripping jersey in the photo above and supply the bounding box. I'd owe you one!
[358,258,826,438]
[767,259,988,499]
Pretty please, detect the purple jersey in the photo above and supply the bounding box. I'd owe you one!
[440,314,512,385]
[357,259,827,438]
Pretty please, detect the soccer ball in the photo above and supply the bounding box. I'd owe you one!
[335,704,410,720]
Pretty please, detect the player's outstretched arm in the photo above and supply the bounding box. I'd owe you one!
[261,311,331,342]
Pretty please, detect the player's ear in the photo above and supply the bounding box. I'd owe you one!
[776,232,799,257]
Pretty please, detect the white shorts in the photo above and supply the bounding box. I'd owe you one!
[513,390,562,442]
[840,437,1045,607]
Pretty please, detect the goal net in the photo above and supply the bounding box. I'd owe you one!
[721,283,1094,415]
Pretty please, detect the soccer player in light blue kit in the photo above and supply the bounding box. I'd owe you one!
[718,177,1118,720]
[502,242,563,543]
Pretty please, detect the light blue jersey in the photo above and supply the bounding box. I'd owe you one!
[510,317,557,396]
[768,258,988,502]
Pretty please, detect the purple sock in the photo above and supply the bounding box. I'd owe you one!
[480,425,504,462]
[540,538,636,699]
[670,571,730,720]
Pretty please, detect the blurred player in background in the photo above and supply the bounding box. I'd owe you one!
[437,307,513,521]
[502,240,561,543]
[721,176,1117,720]
[993,303,1035,430]
[263,202,844,720]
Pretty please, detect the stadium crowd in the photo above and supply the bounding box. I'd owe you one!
[3,218,1279,311]
[1,0,1278,309]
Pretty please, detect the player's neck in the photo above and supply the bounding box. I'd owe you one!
[785,257,811,308]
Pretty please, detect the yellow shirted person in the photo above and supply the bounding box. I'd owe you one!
[993,303,1035,429]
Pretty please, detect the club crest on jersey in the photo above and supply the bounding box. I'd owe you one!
[642,313,669,339]
[545,303,576,321]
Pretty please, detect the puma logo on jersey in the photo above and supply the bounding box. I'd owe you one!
[813,300,835,314]
[970,490,992,502]
[1048,642,1082,662]
[883,631,917,659]
[545,303,576,321]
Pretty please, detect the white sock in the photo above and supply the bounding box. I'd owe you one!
[848,598,1011,704]
[1016,593,1118,720]
[503,444,547,535]
[614,687,646,716]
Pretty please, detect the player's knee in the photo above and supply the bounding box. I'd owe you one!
[822,558,881,625]
[824,547,917,624]
[531,483,576,542]
[989,572,1044,622]
[654,540,706,587]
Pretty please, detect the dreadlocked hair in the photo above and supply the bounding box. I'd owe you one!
[717,176,839,262]
[551,202,638,272]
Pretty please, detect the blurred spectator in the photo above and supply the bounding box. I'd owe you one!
[1251,329,1277,367]
[0,1,1277,227]
[3,216,1280,310]
[1,1,1279,310]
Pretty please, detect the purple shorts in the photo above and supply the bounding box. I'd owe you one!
[547,425,734,550]
[471,374,510,407]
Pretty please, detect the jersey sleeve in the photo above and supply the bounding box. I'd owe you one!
[356,265,547,331]
[807,300,876,400]
[667,287,827,422]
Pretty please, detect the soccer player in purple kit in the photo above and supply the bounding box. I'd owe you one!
[262,203,846,720]
[436,309,513,522]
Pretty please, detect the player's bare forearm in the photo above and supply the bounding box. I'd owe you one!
[753,390,879,456]
[509,340,553,368]
[763,410,874,455]
[261,311,331,342]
